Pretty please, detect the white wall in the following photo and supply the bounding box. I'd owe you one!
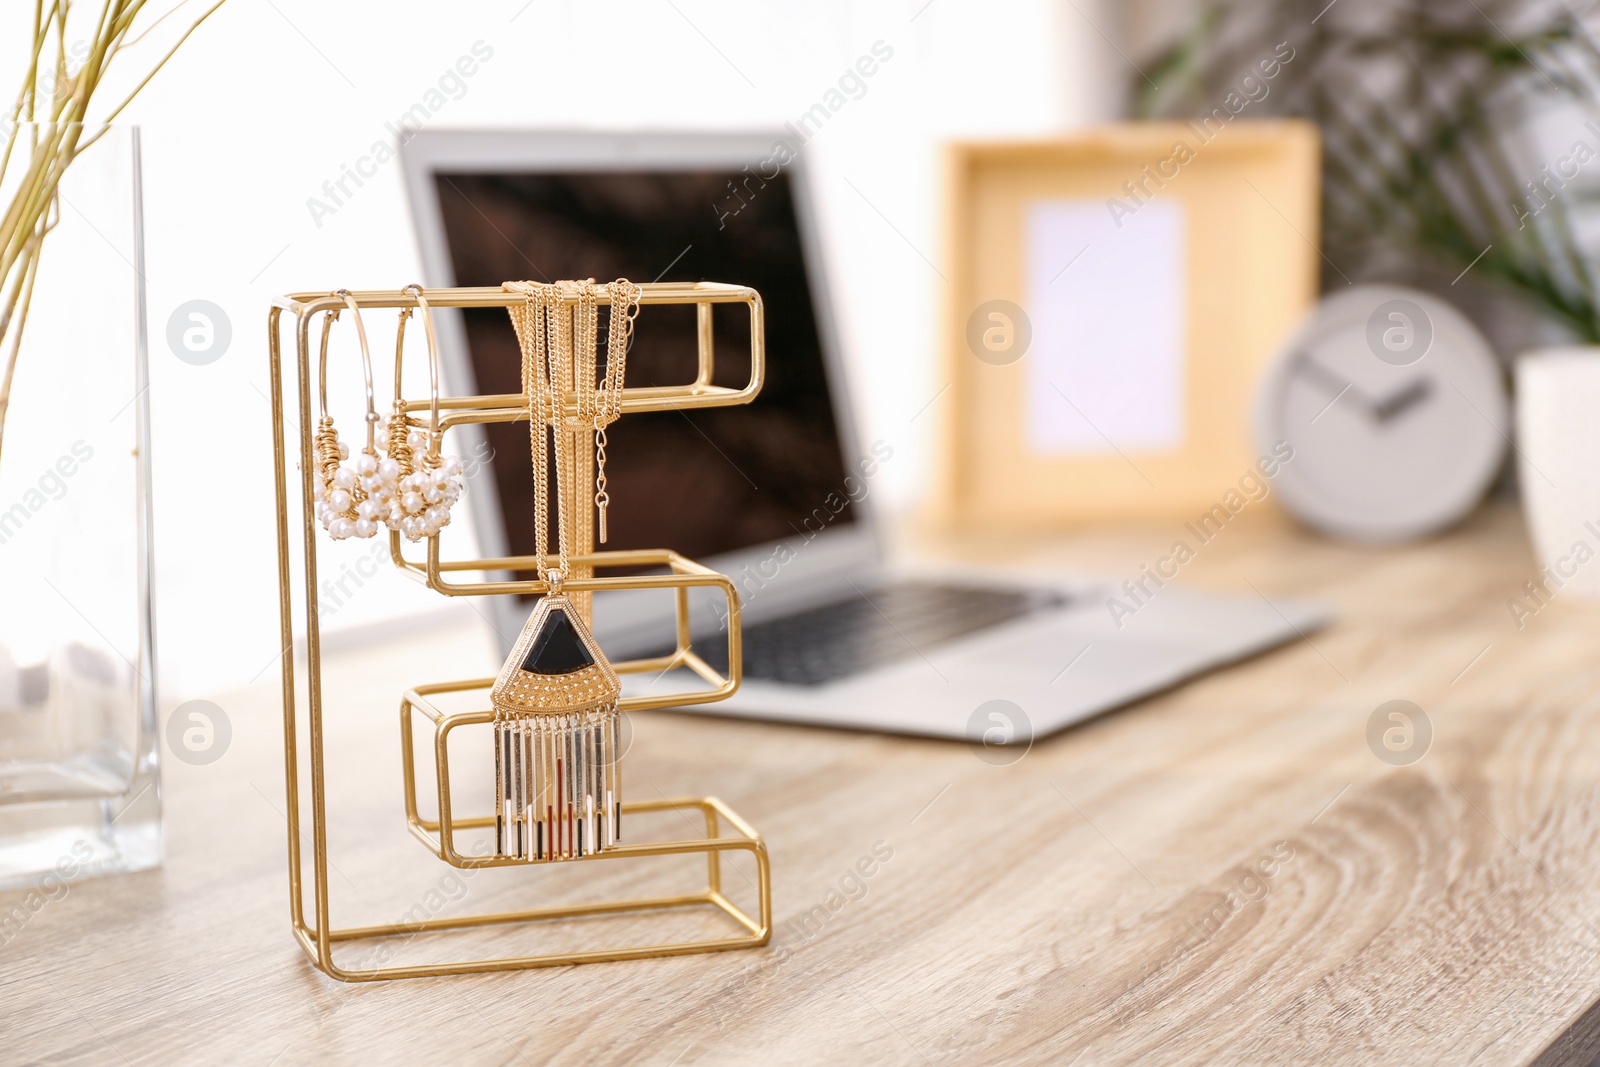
[5,0,1124,701]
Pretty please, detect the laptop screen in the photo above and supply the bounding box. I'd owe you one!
[432,168,856,568]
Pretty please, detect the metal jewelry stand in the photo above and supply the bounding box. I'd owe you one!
[268,283,770,981]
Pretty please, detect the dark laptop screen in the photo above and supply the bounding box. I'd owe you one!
[433,168,856,566]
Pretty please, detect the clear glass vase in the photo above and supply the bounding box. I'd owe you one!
[0,124,159,890]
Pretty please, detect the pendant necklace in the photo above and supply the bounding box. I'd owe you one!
[492,279,636,861]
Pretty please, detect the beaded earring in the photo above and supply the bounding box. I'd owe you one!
[313,290,384,541]
[380,284,465,542]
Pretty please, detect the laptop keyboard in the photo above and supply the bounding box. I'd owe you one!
[693,581,1063,687]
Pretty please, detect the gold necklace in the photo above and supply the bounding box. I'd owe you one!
[594,279,640,542]
[493,279,623,862]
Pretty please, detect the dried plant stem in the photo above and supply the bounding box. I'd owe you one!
[0,0,225,469]
[0,231,45,470]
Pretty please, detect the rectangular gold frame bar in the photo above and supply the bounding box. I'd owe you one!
[400,661,747,870]
[388,547,744,708]
[268,284,771,982]
[293,796,770,982]
[277,282,765,418]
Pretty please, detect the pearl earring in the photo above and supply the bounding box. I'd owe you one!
[315,290,386,541]
[385,284,466,543]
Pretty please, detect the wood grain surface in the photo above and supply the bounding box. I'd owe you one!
[6,501,1600,1066]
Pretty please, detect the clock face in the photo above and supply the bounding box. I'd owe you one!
[1255,285,1508,542]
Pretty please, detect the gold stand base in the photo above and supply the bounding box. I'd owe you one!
[292,795,771,983]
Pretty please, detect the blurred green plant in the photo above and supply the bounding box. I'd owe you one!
[1137,1,1600,341]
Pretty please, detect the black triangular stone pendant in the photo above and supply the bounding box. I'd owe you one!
[520,607,595,675]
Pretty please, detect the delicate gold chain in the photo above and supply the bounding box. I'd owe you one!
[569,278,598,426]
[595,279,640,541]
[602,279,639,422]
[506,278,637,564]
[507,281,562,579]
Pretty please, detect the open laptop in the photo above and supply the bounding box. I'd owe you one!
[399,130,1327,742]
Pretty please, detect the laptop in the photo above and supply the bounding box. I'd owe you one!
[399,129,1328,742]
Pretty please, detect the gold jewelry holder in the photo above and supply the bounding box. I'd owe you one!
[268,283,770,982]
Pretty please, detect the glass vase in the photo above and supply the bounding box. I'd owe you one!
[0,124,159,891]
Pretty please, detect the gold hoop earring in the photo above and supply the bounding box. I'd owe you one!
[314,290,382,540]
[382,284,465,542]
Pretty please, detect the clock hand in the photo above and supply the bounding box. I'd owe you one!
[1295,353,1379,415]
[1373,378,1434,424]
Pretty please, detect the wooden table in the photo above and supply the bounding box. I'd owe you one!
[7,501,1600,1065]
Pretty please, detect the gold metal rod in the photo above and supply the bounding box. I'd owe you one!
[399,696,422,831]
[437,835,765,870]
[291,300,337,966]
[707,891,763,936]
[268,307,305,931]
[404,698,446,727]
[611,653,685,675]
[420,549,739,597]
[695,301,715,386]
[406,819,444,855]
[411,382,743,412]
[705,804,722,897]
[409,667,735,724]
[275,281,757,312]
[675,586,692,659]
[414,573,735,598]
[620,687,734,712]
[417,791,759,856]
[290,923,321,970]
[432,387,755,427]
[326,892,719,941]
[495,795,738,826]
[409,676,499,696]
[704,795,764,841]
[393,545,712,574]
[678,648,726,688]
[399,628,712,690]
[435,699,460,861]
[325,932,769,983]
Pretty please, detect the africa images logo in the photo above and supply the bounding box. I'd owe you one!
[1104,442,1294,629]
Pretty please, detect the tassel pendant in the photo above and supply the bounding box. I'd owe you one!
[491,590,621,861]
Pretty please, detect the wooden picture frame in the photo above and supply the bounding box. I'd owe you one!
[934,121,1321,527]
